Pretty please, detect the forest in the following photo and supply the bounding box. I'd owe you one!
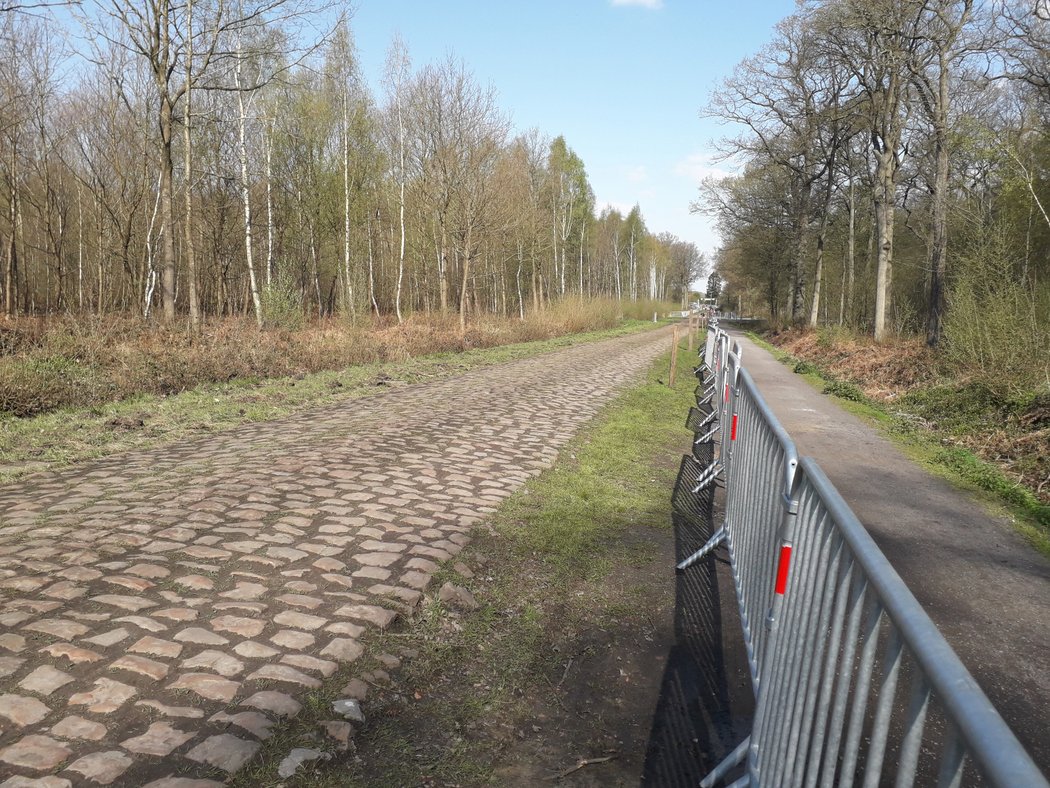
[698,0,1048,399]
[0,2,704,333]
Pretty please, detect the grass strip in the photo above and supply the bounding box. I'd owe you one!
[746,331,1050,556]
[0,320,664,486]
[229,339,699,786]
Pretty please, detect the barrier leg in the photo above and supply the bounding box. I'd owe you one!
[676,525,726,571]
[694,425,720,445]
[691,462,723,493]
[699,735,751,788]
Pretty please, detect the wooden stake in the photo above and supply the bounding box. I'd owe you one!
[669,325,680,387]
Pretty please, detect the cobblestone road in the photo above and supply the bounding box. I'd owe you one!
[0,328,669,786]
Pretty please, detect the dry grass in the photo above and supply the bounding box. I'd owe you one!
[769,326,937,402]
[0,302,629,418]
[768,327,1050,508]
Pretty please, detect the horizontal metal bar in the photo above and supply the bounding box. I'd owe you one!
[797,458,1048,788]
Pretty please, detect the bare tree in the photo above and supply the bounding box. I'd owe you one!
[814,0,934,340]
[909,0,976,347]
[708,13,847,324]
[86,0,332,324]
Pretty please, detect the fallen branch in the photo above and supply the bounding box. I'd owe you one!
[551,754,618,780]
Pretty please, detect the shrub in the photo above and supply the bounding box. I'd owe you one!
[823,380,865,402]
[261,273,305,331]
[0,355,109,417]
[942,223,1050,400]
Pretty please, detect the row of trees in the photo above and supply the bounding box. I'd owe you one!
[0,4,705,329]
[698,0,1049,346]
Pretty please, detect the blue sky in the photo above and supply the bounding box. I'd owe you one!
[349,0,798,273]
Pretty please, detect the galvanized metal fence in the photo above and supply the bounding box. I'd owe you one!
[678,321,1047,788]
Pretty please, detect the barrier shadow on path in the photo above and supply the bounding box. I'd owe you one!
[641,453,755,786]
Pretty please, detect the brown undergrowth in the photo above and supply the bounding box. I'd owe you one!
[769,327,936,400]
[0,300,649,418]
[767,328,1050,508]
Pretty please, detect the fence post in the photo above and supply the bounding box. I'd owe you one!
[669,325,680,388]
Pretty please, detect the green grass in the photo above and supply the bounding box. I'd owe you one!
[227,339,698,786]
[0,320,661,486]
[747,331,1050,556]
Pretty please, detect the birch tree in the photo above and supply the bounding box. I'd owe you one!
[383,33,410,323]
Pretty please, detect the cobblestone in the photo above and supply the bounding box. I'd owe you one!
[0,695,49,727]
[0,329,665,782]
[63,751,132,785]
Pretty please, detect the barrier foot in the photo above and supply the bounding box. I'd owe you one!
[690,460,723,493]
[676,526,726,571]
[694,425,719,445]
[699,735,750,788]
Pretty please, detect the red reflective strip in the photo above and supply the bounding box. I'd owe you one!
[774,545,792,596]
[724,383,729,402]
[731,414,738,441]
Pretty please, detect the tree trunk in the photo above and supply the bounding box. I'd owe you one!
[6,163,17,317]
[790,181,810,323]
[183,2,200,331]
[367,210,379,315]
[873,152,895,341]
[458,225,472,332]
[438,223,449,312]
[159,95,177,322]
[808,216,829,329]
[95,186,104,313]
[845,178,856,325]
[77,182,84,311]
[342,92,354,319]
[265,120,275,286]
[925,54,950,348]
[395,90,406,324]
[235,58,263,328]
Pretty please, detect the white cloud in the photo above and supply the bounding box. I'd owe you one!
[673,152,735,185]
[611,0,664,9]
[626,165,648,183]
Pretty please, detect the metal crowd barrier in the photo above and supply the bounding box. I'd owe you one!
[677,326,1047,788]
[718,367,798,691]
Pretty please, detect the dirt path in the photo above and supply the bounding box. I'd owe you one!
[0,328,670,786]
[729,330,1050,774]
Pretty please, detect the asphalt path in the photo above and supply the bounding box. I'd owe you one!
[724,329,1050,775]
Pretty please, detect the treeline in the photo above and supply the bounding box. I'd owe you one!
[0,4,704,330]
[697,0,1050,366]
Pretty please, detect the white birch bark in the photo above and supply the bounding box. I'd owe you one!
[235,47,263,328]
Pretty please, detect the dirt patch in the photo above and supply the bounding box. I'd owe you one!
[333,524,676,787]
